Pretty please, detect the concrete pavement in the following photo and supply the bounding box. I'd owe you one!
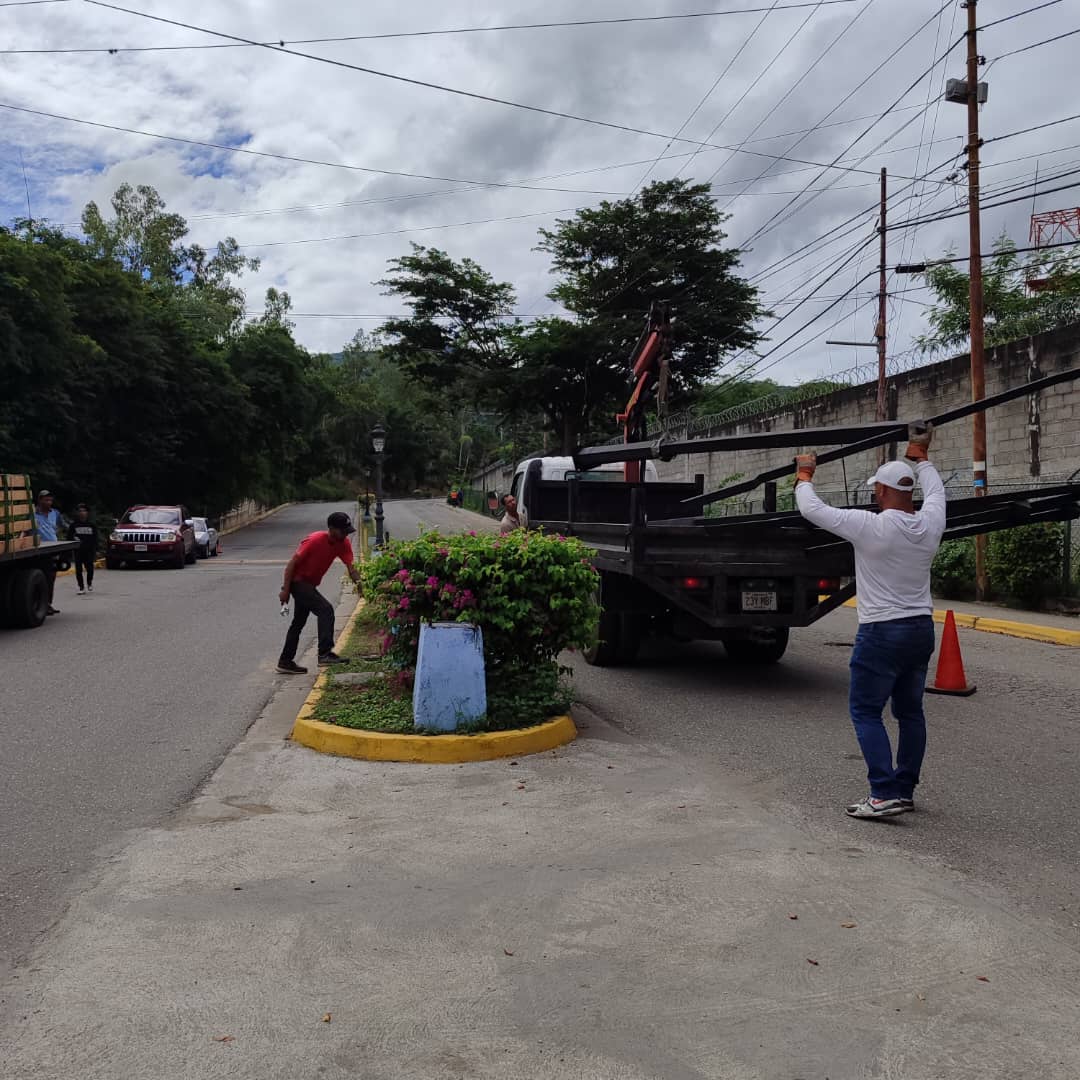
[0,501,354,994]
[3,499,1080,1078]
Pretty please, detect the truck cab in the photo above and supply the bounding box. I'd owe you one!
[509,456,660,527]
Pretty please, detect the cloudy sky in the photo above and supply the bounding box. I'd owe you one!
[2,0,1076,389]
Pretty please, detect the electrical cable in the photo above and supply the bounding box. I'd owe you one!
[5,1,863,52]
[676,0,829,182]
[631,0,784,194]
[237,204,591,249]
[716,0,956,219]
[977,1,1063,31]
[84,0,894,172]
[0,101,631,195]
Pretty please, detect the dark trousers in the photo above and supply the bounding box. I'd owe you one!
[75,551,95,590]
[849,616,936,800]
[44,562,57,605]
[280,581,335,663]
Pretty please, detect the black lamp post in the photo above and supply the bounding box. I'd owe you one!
[371,423,387,547]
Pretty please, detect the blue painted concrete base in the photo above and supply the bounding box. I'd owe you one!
[413,622,487,732]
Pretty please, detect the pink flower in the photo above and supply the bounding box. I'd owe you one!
[426,576,439,588]
[394,568,410,582]
[437,547,449,556]
[398,597,411,611]
[468,530,477,537]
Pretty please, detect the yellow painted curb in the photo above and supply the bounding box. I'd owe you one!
[291,712,577,764]
[828,596,1079,647]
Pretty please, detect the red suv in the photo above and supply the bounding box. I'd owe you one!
[107,505,196,569]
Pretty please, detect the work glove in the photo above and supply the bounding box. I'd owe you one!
[795,452,817,484]
[905,422,933,463]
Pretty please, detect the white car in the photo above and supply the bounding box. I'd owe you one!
[192,517,219,559]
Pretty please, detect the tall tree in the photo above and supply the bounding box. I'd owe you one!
[917,234,1080,355]
[536,179,767,403]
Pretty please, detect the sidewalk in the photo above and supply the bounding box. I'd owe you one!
[3,701,1079,1077]
[935,596,1079,631]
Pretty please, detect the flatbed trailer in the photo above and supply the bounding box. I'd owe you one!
[513,305,1080,666]
[521,463,1080,665]
[1,473,79,629]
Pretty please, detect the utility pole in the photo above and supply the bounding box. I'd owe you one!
[964,0,989,600]
[876,167,888,463]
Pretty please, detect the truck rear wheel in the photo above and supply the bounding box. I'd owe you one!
[583,605,623,666]
[723,627,789,665]
[583,575,641,667]
[10,567,49,629]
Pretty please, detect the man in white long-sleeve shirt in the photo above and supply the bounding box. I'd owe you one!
[795,425,946,819]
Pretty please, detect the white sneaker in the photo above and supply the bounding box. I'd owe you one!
[87,585,93,593]
[77,588,85,595]
[845,796,906,819]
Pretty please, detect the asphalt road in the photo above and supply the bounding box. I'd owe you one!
[567,603,1080,943]
[386,501,1080,940]
[0,501,353,984]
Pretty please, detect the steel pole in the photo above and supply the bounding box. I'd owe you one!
[374,453,385,548]
[966,0,989,599]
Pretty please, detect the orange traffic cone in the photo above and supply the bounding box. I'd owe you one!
[925,610,976,696]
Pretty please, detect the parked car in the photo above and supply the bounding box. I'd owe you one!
[106,505,196,569]
[192,517,219,559]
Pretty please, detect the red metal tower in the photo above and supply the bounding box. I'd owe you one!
[1028,208,1080,291]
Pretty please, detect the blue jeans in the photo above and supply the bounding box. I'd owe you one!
[849,616,935,800]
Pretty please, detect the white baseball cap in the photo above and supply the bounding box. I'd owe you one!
[867,460,916,491]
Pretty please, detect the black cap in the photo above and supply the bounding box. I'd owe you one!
[327,511,356,535]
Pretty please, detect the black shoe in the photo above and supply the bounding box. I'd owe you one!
[897,798,915,812]
[318,652,346,665]
[276,660,308,674]
[47,606,60,616]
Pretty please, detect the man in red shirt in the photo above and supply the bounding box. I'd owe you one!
[276,511,362,674]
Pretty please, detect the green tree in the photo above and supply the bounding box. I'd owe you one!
[536,179,767,402]
[917,234,1080,356]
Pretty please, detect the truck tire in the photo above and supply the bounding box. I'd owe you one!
[0,574,16,628]
[615,614,642,665]
[583,605,622,666]
[723,627,789,665]
[10,567,49,629]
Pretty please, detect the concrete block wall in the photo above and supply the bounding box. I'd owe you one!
[656,323,1080,502]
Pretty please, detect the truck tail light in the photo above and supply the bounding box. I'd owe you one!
[817,577,841,591]
[680,577,709,591]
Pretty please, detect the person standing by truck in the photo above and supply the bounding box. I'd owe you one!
[67,504,98,595]
[794,426,945,819]
[34,490,64,615]
[276,511,362,675]
[499,493,526,534]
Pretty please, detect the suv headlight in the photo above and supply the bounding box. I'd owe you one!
[110,531,123,542]
[159,531,177,542]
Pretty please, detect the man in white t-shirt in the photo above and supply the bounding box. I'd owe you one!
[795,425,945,819]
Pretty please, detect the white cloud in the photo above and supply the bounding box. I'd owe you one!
[2,0,1075,389]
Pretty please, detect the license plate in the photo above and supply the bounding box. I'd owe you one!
[741,590,777,612]
[134,544,148,552]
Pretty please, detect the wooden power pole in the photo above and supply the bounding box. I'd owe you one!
[964,0,989,599]
[876,168,888,461]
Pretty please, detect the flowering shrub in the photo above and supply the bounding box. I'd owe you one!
[361,528,599,673]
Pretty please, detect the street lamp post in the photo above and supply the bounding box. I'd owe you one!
[371,423,387,548]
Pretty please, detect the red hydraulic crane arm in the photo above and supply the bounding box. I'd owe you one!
[615,303,672,482]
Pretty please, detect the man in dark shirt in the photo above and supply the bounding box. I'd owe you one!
[67,504,98,595]
[276,511,362,675]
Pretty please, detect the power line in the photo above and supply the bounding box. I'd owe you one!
[0,100,629,195]
[0,0,71,6]
[991,26,1080,62]
[983,112,1080,149]
[696,0,873,185]
[717,0,956,220]
[886,174,1080,232]
[85,0,889,171]
[976,0,1063,31]
[5,1,862,52]
[634,0,784,193]
[237,205,591,249]
[737,7,964,249]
